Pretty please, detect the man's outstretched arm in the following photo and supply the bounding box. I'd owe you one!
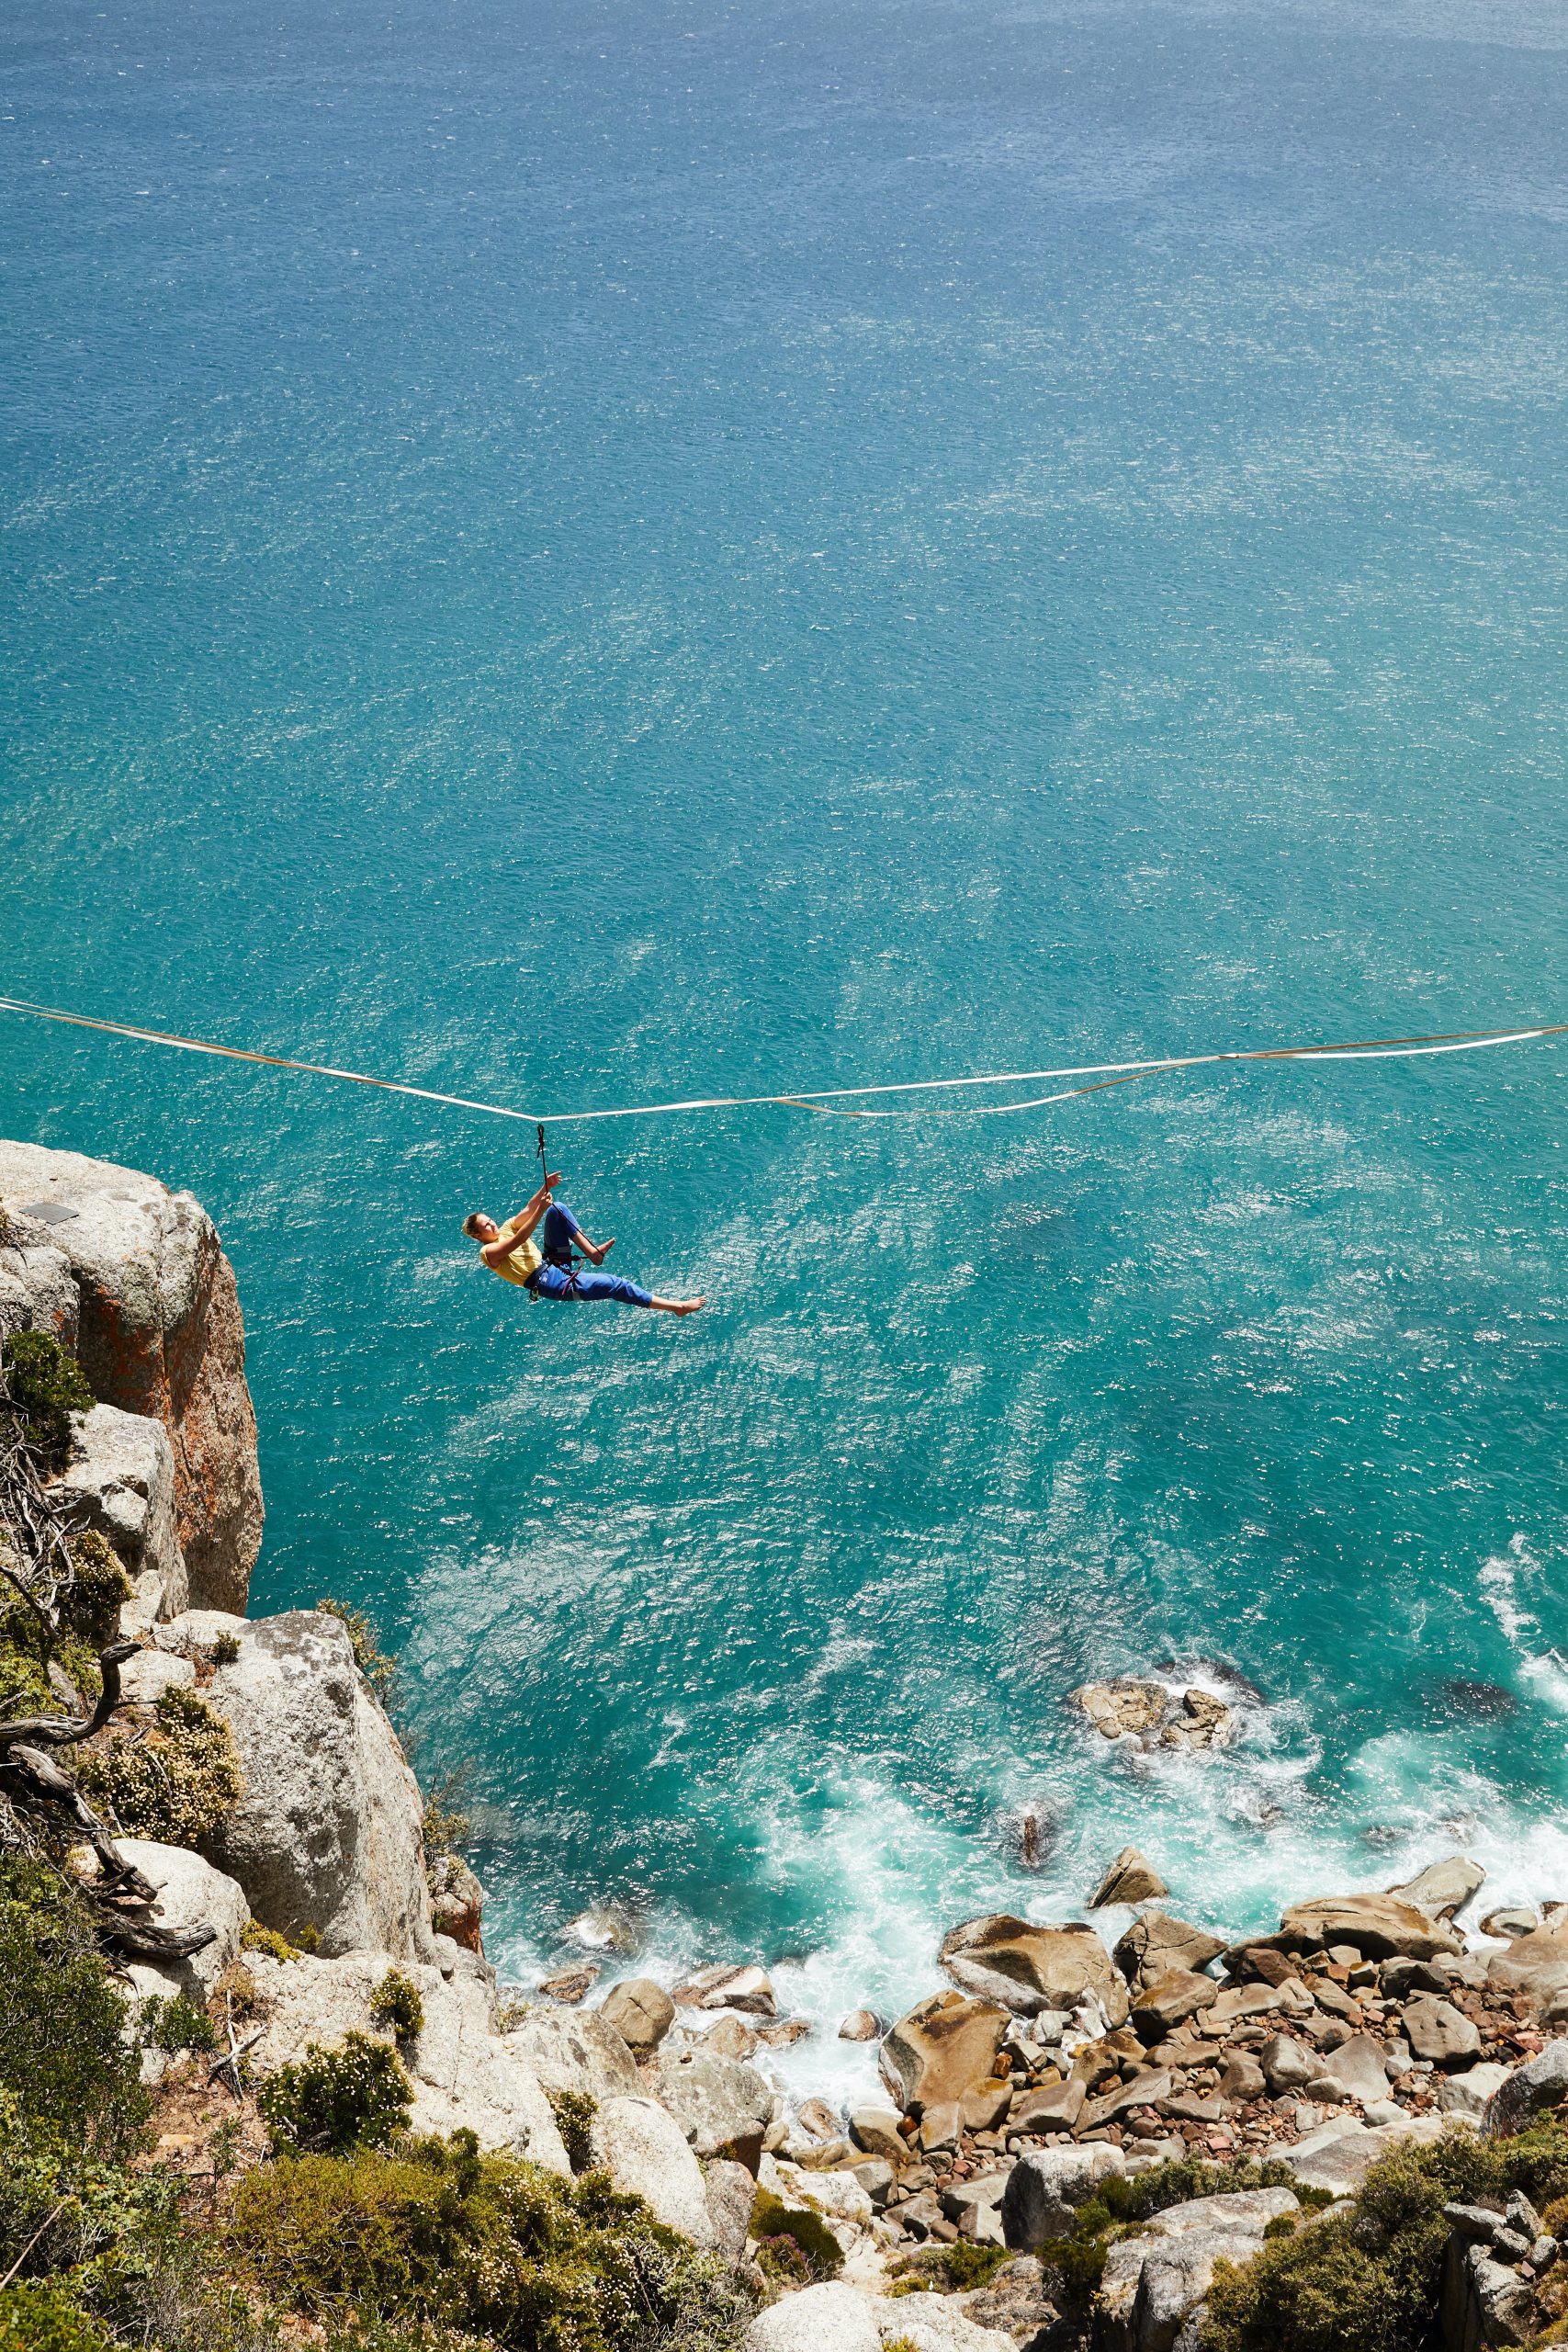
[481,1172,561,1264]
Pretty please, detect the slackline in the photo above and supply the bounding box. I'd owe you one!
[0,993,1562,1128]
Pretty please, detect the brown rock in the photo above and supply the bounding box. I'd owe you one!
[1072,1679,1167,1739]
[429,1852,484,1953]
[1234,1945,1295,1987]
[600,1976,676,2054]
[1114,1909,1228,1991]
[1271,1894,1465,1963]
[1218,2052,1266,2103]
[1402,1995,1482,2066]
[1090,1847,1169,1907]
[942,1915,1129,2025]
[880,1990,1010,2116]
[0,1140,264,1610]
[755,2017,812,2048]
[538,1964,598,2004]
[1487,1929,1568,2016]
[671,1962,777,2016]
[1010,2078,1087,2134]
[1131,1969,1220,2041]
[1163,1689,1235,1750]
[962,2078,1014,2133]
[1083,2067,1171,2128]
[703,2015,759,2060]
[838,2007,883,2041]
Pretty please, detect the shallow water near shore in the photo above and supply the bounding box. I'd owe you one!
[3,0,1567,2090]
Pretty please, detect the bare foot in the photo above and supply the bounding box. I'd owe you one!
[586,1238,616,1265]
[672,1295,705,1316]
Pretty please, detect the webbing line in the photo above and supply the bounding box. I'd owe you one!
[0,994,1562,1129]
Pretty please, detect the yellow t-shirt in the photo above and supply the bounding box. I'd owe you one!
[483,1213,542,1288]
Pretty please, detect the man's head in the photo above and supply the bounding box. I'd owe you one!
[462,1213,499,1244]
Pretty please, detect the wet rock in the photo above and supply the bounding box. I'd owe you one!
[1272,1893,1464,1962]
[880,1990,1010,2113]
[1071,1679,1235,1753]
[600,1975,675,2054]
[564,1906,637,1955]
[1480,1907,1540,1943]
[1163,1688,1234,1750]
[941,1914,1128,2025]
[672,1961,777,2016]
[839,2007,884,2041]
[1092,1848,1170,1907]
[653,2042,773,2169]
[1115,1910,1228,1991]
[0,1140,263,1611]
[1403,1995,1481,2066]
[1483,2041,1568,2139]
[589,2095,715,2245]
[1000,2143,1127,2249]
[59,1403,186,1614]
[703,2014,760,2060]
[203,1610,433,1962]
[1387,1856,1485,1922]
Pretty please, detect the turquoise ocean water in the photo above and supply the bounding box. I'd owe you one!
[3,0,1566,2097]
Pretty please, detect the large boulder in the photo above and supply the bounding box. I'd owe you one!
[202,1611,434,1962]
[1090,1849,1169,1907]
[589,2096,716,2245]
[1271,1894,1464,1962]
[940,1916,1128,2025]
[114,1837,249,2007]
[0,1141,262,1611]
[58,1403,186,1614]
[245,1948,569,2173]
[1439,2063,1513,2121]
[1280,2111,1449,2194]
[1486,1929,1568,2016]
[880,1991,1010,2115]
[653,2041,773,2170]
[743,2285,1014,2352]
[1386,1856,1485,1921]
[500,2005,639,2101]
[1114,1910,1228,1991]
[1000,2144,1126,2249]
[1097,2188,1300,2352]
[1403,1996,1481,2066]
[672,1961,777,2016]
[601,1975,676,2054]
[1483,2041,1568,2139]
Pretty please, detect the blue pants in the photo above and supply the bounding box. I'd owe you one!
[534,1203,653,1308]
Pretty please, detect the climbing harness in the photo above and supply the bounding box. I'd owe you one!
[0,993,1562,1131]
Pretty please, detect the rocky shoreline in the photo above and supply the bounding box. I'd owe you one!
[6,1136,1568,2352]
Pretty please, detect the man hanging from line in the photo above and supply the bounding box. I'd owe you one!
[463,1171,705,1316]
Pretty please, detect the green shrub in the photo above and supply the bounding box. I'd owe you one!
[241,1919,298,1963]
[422,1767,472,1864]
[0,2281,112,2352]
[1201,2122,1568,2352]
[369,1972,425,2043]
[0,1860,147,2162]
[228,2132,749,2348]
[256,2033,412,2158]
[912,2239,1010,2291]
[750,2189,843,2282]
[547,2086,596,2173]
[62,1532,131,1639]
[140,1993,219,2053]
[1,1330,94,1474]
[294,1922,321,1953]
[318,1599,399,1707]
[210,1632,241,1666]
[76,1684,243,1845]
